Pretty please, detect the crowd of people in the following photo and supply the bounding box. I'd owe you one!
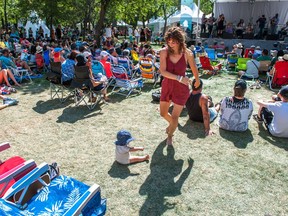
[201,12,288,40]
[1,22,287,145]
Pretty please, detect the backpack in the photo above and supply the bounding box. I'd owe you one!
[152,90,161,102]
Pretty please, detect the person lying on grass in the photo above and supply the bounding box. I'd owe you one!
[185,79,218,136]
[115,130,149,165]
[0,95,18,110]
[254,85,288,138]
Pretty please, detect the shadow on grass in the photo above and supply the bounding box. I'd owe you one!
[178,119,206,140]
[219,128,253,149]
[56,105,103,123]
[33,99,74,114]
[108,161,140,179]
[19,78,49,95]
[257,123,288,151]
[139,141,194,216]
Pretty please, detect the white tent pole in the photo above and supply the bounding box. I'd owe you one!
[197,0,200,38]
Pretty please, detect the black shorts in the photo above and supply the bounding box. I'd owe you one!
[260,107,273,132]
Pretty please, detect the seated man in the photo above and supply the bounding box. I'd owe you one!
[218,80,253,132]
[257,49,272,62]
[254,85,288,138]
[185,79,218,136]
[238,53,260,79]
[99,51,113,79]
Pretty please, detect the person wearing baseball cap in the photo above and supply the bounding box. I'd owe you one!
[254,85,288,138]
[99,51,113,78]
[218,79,253,132]
[114,130,149,165]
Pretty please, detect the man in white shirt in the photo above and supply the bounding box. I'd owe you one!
[134,27,140,44]
[255,85,288,138]
[105,24,112,39]
[238,53,260,79]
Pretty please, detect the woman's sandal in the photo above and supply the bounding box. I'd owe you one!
[253,114,263,124]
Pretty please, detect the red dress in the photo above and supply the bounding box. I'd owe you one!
[160,52,190,106]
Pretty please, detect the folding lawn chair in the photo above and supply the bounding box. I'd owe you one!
[204,48,217,61]
[117,56,136,78]
[266,61,288,90]
[111,64,143,98]
[0,142,36,198]
[46,61,74,103]
[0,163,107,216]
[244,48,254,58]
[7,66,32,83]
[139,57,159,87]
[258,60,271,73]
[236,58,250,71]
[199,56,222,75]
[70,65,105,110]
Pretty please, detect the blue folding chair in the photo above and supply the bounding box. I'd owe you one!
[0,163,107,216]
[204,48,217,61]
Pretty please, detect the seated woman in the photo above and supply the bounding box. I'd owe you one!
[75,54,110,102]
[0,62,21,87]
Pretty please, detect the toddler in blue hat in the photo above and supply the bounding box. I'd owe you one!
[115,130,149,165]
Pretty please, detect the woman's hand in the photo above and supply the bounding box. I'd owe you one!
[180,76,190,85]
[194,79,201,88]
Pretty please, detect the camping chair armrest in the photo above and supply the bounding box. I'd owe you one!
[3,163,49,199]
[0,159,36,184]
[63,184,101,216]
[0,142,10,152]
[131,77,142,82]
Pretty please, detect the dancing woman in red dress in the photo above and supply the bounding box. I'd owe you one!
[159,27,200,145]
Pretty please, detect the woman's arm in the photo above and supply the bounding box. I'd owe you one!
[159,48,190,85]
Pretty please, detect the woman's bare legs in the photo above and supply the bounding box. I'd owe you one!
[6,69,21,86]
[160,101,184,145]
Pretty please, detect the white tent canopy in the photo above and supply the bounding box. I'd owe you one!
[24,11,50,38]
[169,4,204,25]
[214,0,288,28]
[147,18,165,34]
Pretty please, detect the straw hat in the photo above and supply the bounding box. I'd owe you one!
[36,46,43,54]
[283,54,288,61]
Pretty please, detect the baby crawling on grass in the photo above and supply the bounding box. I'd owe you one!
[115,130,149,165]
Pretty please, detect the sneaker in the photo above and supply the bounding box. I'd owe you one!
[253,114,263,124]
[4,99,18,106]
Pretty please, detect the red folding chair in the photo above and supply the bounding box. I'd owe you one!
[0,142,36,197]
[266,61,288,90]
[199,56,222,74]
[244,48,255,58]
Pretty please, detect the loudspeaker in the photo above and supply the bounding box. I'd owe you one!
[266,34,279,40]
[243,33,254,39]
[222,32,234,39]
[200,33,209,38]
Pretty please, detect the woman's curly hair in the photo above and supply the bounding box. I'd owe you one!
[164,27,186,55]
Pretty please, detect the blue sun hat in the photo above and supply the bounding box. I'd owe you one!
[54,47,63,52]
[115,130,135,146]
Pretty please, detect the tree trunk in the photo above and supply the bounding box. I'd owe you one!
[4,0,8,32]
[95,0,111,47]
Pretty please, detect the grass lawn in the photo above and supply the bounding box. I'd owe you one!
[1,71,288,215]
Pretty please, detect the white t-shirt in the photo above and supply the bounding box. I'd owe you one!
[267,102,288,138]
[245,59,260,78]
[115,145,130,164]
[219,97,253,132]
[134,29,139,37]
[128,28,132,36]
[105,27,112,38]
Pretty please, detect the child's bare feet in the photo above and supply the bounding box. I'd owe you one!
[145,155,150,161]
